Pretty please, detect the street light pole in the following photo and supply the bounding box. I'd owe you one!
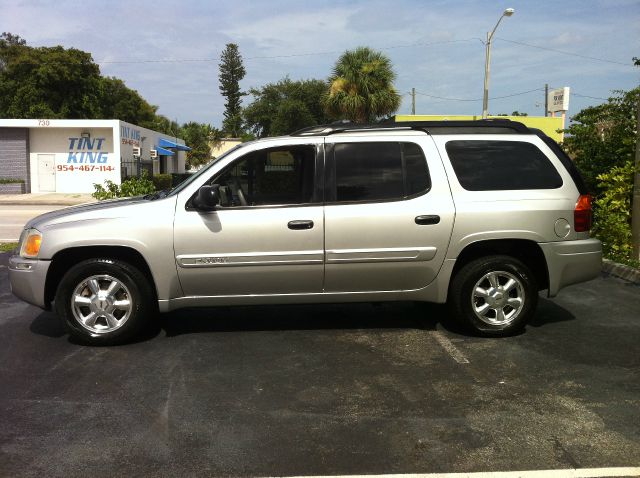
[482,8,515,119]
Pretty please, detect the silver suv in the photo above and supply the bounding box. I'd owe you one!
[9,120,602,344]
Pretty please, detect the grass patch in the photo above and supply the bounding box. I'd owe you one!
[0,242,18,252]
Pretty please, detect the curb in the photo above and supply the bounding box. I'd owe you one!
[0,201,93,206]
[602,259,640,285]
[0,194,96,207]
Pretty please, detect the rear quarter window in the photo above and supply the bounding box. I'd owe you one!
[445,140,563,191]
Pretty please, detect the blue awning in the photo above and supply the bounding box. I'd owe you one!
[159,138,191,151]
[156,146,174,156]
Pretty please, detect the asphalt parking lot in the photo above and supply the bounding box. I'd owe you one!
[1,251,639,477]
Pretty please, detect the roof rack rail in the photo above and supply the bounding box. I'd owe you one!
[290,119,531,136]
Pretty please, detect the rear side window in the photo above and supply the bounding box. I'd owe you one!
[445,140,563,191]
[333,142,430,202]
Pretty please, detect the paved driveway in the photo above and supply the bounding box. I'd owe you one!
[0,253,638,477]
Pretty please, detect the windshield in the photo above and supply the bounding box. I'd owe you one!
[166,142,253,197]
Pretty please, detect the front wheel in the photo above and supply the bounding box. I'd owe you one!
[448,255,538,336]
[55,258,154,345]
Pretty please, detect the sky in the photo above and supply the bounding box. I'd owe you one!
[2,0,639,126]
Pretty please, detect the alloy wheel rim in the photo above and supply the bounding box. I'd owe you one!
[471,270,525,326]
[70,274,133,334]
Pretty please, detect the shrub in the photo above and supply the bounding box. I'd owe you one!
[152,174,172,191]
[591,160,634,261]
[0,178,25,184]
[120,171,156,197]
[92,180,120,200]
[92,171,156,200]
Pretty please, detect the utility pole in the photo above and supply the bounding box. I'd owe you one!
[544,83,549,117]
[411,88,416,115]
[632,98,640,260]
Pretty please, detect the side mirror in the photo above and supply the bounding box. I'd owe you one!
[192,184,220,211]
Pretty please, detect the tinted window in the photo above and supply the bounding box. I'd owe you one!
[213,145,316,206]
[334,142,430,202]
[403,142,431,196]
[445,140,563,191]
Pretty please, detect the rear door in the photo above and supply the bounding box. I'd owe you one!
[323,135,455,292]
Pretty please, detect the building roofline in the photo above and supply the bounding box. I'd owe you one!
[0,119,120,128]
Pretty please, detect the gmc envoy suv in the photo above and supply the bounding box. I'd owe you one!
[9,120,602,344]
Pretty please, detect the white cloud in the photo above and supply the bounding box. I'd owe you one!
[1,0,638,123]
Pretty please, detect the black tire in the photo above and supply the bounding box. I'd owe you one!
[55,258,154,345]
[448,255,538,337]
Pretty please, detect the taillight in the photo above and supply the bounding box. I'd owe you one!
[574,194,592,232]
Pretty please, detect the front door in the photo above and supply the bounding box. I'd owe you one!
[323,137,455,292]
[37,154,56,192]
[173,142,324,297]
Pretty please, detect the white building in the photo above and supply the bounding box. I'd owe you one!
[210,137,242,159]
[0,119,189,194]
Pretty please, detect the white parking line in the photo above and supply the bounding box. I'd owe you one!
[273,467,640,478]
[431,330,470,364]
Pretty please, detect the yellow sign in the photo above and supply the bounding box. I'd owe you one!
[395,115,565,143]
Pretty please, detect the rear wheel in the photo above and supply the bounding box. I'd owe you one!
[448,255,538,336]
[55,258,154,345]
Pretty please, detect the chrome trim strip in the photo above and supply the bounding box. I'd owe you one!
[325,246,437,263]
[176,250,324,268]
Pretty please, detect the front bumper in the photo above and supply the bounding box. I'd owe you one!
[8,255,51,309]
[539,238,602,297]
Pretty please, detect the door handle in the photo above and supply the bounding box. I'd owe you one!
[415,215,440,225]
[288,220,314,230]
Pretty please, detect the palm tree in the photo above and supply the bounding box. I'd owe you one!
[323,47,401,123]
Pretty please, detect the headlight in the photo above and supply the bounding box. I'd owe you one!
[20,228,42,258]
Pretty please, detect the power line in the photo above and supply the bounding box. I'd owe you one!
[572,92,609,101]
[94,36,633,68]
[414,87,544,102]
[48,35,631,71]
[495,37,632,67]
[96,38,482,65]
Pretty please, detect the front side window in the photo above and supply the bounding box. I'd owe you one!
[212,145,316,207]
[332,142,430,203]
[445,140,563,191]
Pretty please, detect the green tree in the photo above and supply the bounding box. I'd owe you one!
[0,39,101,118]
[563,87,640,194]
[323,47,401,123]
[0,34,169,129]
[497,111,528,116]
[97,76,157,126]
[243,78,330,137]
[146,115,179,136]
[0,32,26,46]
[179,122,216,169]
[218,43,246,137]
[563,86,640,266]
